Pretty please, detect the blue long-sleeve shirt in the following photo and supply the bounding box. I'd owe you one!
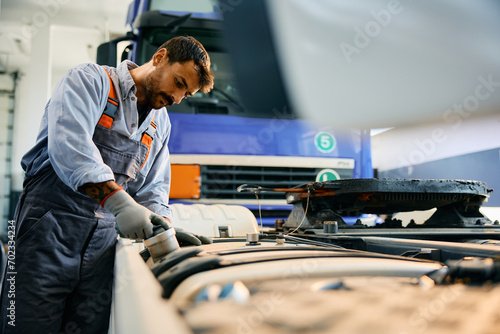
[21,60,172,219]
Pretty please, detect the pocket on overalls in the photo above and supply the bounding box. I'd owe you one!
[95,143,143,182]
[16,208,52,245]
[17,209,97,250]
[93,126,146,184]
[139,137,163,177]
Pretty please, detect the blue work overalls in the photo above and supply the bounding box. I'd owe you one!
[0,69,155,334]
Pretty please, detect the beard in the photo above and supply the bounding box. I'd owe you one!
[144,70,173,109]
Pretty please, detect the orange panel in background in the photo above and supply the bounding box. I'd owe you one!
[170,164,201,199]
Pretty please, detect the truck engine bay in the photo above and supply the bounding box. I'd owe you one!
[110,178,500,334]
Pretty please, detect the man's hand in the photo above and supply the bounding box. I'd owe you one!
[103,189,168,239]
[80,181,171,240]
[174,227,213,246]
[155,224,213,246]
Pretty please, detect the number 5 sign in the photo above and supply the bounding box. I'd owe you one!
[314,132,336,153]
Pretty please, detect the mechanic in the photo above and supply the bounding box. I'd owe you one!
[0,36,214,333]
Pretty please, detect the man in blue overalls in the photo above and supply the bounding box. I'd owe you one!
[0,36,214,333]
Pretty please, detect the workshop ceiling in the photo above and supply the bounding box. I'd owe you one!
[1,0,129,33]
[0,0,130,72]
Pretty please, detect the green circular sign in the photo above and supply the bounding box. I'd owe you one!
[316,169,340,182]
[314,132,336,153]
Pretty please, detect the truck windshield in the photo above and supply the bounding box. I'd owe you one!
[132,0,292,117]
[135,18,248,115]
[192,51,240,105]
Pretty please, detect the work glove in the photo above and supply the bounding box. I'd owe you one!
[175,227,213,246]
[152,225,213,246]
[103,189,171,239]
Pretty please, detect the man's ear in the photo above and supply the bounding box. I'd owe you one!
[152,48,168,67]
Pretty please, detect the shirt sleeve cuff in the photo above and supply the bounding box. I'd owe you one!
[147,203,172,220]
[69,164,115,191]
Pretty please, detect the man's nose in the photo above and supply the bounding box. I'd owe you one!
[173,91,184,105]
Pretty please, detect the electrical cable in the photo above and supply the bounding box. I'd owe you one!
[287,187,311,235]
[238,183,344,249]
[283,235,345,249]
[255,191,263,232]
[282,186,345,249]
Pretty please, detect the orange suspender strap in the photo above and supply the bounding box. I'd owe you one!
[97,68,119,129]
[96,67,156,170]
[140,116,157,170]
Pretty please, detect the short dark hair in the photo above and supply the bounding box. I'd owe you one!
[157,36,214,93]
